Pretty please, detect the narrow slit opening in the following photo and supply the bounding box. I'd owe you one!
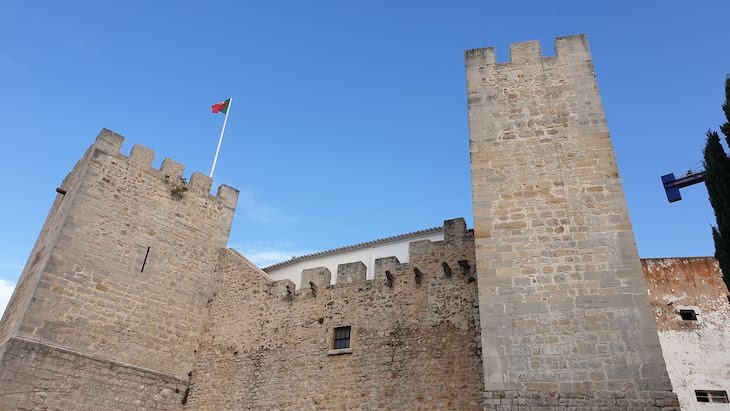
[141,247,151,273]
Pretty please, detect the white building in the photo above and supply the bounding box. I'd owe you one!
[263,227,443,288]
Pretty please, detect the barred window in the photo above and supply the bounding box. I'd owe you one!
[696,390,729,403]
[333,326,351,349]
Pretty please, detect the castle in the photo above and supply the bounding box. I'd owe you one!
[0,34,728,410]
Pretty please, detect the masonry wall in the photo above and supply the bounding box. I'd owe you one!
[0,136,96,347]
[643,257,730,410]
[0,337,186,410]
[188,219,483,410]
[466,35,679,408]
[0,129,239,385]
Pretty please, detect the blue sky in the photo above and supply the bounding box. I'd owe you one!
[1,1,729,305]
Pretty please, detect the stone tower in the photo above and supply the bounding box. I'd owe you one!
[0,130,238,408]
[465,35,679,408]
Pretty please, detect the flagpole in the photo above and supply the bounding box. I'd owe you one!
[210,96,232,178]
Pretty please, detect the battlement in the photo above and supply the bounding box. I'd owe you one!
[253,218,476,300]
[91,128,239,208]
[464,34,589,68]
[0,128,243,382]
[192,215,482,408]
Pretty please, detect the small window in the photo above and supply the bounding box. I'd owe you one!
[679,309,697,321]
[696,390,729,403]
[333,326,351,349]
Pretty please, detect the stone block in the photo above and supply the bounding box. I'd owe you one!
[300,267,331,289]
[336,261,366,284]
[374,256,400,280]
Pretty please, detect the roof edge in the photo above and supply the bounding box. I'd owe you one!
[261,226,444,272]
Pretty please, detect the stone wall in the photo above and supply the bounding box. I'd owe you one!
[643,257,730,410]
[0,130,100,347]
[0,337,186,410]
[188,219,484,410]
[466,35,679,408]
[0,129,239,382]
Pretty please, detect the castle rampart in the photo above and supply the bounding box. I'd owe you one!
[4,33,726,410]
[188,219,484,409]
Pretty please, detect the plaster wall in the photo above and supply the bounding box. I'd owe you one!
[644,257,730,410]
[265,231,444,287]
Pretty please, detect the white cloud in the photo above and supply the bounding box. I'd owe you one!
[232,241,314,268]
[0,279,16,317]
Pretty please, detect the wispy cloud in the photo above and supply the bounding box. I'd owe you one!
[232,241,314,268]
[234,190,289,224]
[0,255,23,316]
[0,257,24,282]
[0,279,16,317]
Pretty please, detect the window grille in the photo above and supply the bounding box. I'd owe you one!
[333,326,351,349]
[695,390,729,403]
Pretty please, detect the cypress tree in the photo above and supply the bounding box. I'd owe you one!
[703,76,730,289]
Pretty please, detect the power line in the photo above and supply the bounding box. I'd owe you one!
[232,190,471,231]
[671,160,703,176]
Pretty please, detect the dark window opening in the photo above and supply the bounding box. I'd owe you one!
[141,247,151,273]
[458,260,471,275]
[679,309,697,321]
[413,267,423,285]
[333,326,351,349]
[696,390,729,403]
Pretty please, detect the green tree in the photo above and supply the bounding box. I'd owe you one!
[703,76,730,290]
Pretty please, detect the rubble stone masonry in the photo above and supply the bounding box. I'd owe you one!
[188,219,484,410]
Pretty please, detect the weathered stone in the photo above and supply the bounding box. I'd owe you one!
[466,34,677,408]
[300,266,331,289]
[335,261,366,284]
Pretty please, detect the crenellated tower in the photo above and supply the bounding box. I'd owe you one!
[0,129,238,409]
[466,35,679,408]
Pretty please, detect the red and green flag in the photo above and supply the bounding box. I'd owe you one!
[211,98,231,114]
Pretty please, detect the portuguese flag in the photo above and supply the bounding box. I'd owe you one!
[211,98,231,114]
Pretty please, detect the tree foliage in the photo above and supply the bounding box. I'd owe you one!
[703,76,730,290]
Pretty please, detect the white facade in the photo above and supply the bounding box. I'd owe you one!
[643,257,730,410]
[264,229,443,289]
[657,298,730,410]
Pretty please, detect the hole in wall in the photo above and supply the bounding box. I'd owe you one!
[442,262,452,277]
[413,268,423,285]
[679,309,697,321]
